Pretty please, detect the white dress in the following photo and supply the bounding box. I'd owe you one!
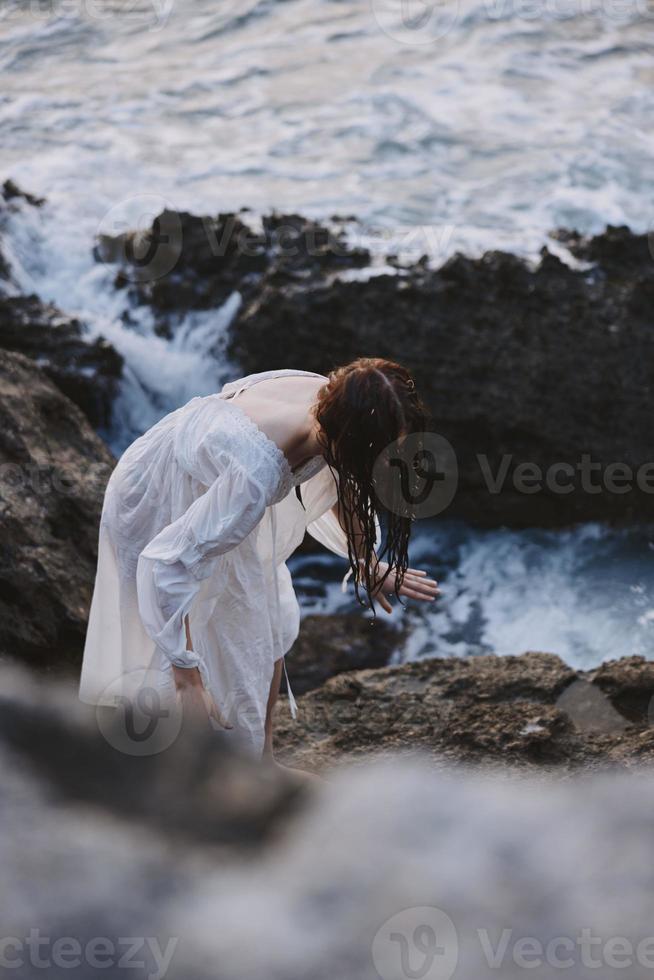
[79,369,350,756]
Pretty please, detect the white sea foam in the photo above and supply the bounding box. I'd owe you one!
[1,0,652,255]
[292,522,654,669]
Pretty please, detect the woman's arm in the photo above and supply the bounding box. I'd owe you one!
[172,616,233,729]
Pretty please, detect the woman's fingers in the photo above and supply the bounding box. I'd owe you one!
[371,565,439,606]
[398,572,441,601]
[377,592,393,614]
[402,574,439,597]
[400,585,440,602]
[404,570,438,587]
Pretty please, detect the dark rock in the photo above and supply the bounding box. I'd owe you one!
[231,230,654,527]
[587,656,654,723]
[0,295,123,428]
[287,613,403,695]
[274,651,654,773]
[552,225,653,278]
[2,178,45,208]
[0,185,123,427]
[0,350,114,670]
[96,209,370,333]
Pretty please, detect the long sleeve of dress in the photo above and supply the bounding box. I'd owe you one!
[136,457,269,670]
[303,464,349,558]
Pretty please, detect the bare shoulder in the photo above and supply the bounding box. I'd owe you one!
[241,373,325,407]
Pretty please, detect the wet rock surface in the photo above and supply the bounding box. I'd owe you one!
[0,295,123,428]
[274,651,654,773]
[0,350,114,670]
[285,613,403,695]
[232,234,654,527]
[96,209,370,335]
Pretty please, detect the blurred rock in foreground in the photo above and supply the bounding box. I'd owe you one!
[0,350,113,669]
[4,661,654,980]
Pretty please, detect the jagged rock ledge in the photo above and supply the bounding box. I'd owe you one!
[0,349,114,669]
[275,651,654,774]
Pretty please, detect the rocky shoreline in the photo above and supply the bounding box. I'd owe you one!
[0,349,113,670]
[276,650,654,774]
[0,183,652,771]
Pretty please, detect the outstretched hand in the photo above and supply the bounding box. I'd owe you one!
[371,561,440,614]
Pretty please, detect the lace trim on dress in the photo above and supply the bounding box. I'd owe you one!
[217,371,329,496]
[219,398,295,498]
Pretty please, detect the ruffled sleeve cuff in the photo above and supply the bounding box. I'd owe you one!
[168,649,203,669]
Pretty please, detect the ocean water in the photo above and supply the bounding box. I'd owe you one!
[1,0,653,255]
[292,521,654,668]
[1,0,652,669]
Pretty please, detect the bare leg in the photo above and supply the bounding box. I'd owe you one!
[263,657,283,758]
[263,657,324,784]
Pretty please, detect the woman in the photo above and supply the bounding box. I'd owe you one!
[80,358,439,760]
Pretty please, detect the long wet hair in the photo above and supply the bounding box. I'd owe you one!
[312,357,431,611]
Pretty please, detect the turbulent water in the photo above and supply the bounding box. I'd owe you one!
[1,0,653,254]
[293,521,654,668]
[1,0,653,669]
